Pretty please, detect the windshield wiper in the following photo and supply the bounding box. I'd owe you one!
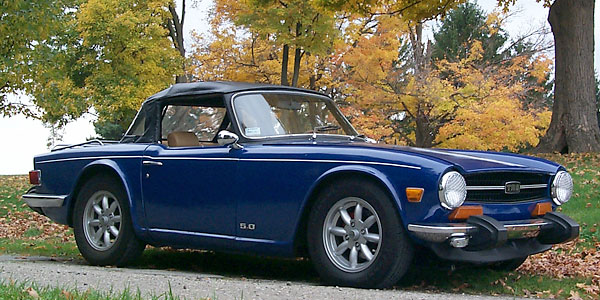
[350,134,377,143]
[314,124,341,133]
[310,124,342,141]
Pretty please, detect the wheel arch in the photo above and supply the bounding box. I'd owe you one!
[68,160,133,227]
[293,166,404,256]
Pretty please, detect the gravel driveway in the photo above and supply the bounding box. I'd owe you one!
[0,255,525,300]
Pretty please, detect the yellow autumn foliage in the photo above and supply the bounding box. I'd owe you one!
[435,42,553,151]
[190,1,553,152]
[338,19,552,151]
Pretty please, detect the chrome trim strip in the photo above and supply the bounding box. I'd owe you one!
[22,194,67,207]
[521,184,549,189]
[466,183,548,191]
[142,156,421,170]
[149,228,276,244]
[236,236,278,244]
[240,158,421,170]
[143,156,238,162]
[37,156,144,164]
[149,228,234,240]
[466,186,504,191]
[37,154,420,170]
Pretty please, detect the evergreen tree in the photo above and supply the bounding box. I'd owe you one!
[431,2,507,63]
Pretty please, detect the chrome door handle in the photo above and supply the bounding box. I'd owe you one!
[143,160,163,166]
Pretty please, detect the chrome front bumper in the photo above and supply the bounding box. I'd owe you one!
[408,219,550,243]
[22,193,67,208]
[407,212,579,250]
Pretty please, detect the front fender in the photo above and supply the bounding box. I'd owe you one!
[317,165,404,212]
[295,165,408,237]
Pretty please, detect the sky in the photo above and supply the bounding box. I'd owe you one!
[0,0,599,175]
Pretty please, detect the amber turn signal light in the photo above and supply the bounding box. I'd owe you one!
[29,170,41,185]
[406,188,424,203]
[531,202,552,217]
[449,205,483,221]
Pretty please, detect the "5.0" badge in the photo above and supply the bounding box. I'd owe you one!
[239,222,256,230]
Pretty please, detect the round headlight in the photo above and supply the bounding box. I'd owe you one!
[439,171,467,209]
[551,171,573,205]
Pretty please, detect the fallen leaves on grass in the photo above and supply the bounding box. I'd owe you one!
[61,290,73,300]
[25,287,39,298]
[568,290,583,300]
[0,210,71,241]
[493,278,515,294]
[576,283,600,298]
[0,176,72,242]
[519,239,600,298]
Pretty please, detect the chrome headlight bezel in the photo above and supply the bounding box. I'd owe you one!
[439,171,467,210]
[551,170,573,205]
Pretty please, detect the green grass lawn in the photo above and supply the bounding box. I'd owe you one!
[0,153,598,299]
[536,153,600,246]
[0,280,187,300]
[0,237,80,258]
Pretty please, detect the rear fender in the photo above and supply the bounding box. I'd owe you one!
[69,159,147,239]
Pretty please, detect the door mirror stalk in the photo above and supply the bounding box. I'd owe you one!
[217,130,243,150]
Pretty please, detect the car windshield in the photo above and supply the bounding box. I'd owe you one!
[233,92,357,138]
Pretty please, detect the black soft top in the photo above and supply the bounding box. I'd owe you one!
[122,81,326,143]
[143,81,322,105]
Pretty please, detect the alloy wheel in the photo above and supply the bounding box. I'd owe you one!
[83,190,122,251]
[322,197,382,273]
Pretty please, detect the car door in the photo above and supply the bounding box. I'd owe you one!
[142,103,239,237]
[235,145,318,245]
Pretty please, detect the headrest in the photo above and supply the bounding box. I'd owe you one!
[167,131,200,147]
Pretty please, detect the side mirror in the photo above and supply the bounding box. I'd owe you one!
[217,130,243,150]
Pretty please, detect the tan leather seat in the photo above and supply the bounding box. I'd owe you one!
[167,131,200,147]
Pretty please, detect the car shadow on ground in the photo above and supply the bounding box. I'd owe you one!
[132,246,483,290]
[134,247,320,283]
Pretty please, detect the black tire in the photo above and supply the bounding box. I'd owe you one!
[73,174,145,266]
[489,256,527,271]
[307,179,414,288]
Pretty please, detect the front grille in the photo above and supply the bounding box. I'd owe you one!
[464,172,551,203]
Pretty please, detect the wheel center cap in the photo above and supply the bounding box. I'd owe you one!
[349,229,360,240]
[101,216,109,225]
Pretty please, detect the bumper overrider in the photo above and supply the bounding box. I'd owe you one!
[407,212,579,263]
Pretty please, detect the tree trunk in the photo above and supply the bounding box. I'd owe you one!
[290,21,303,87]
[535,0,600,153]
[408,22,438,148]
[281,44,289,86]
[415,116,435,148]
[167,2,189,83]
[309,75,316,90]
[291,47,303,87]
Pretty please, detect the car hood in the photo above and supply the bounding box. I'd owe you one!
[353,142,561,173]
[259,136,562,174]
[264,137,561,174]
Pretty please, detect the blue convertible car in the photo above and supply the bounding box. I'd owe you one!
[24,81,578,288]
